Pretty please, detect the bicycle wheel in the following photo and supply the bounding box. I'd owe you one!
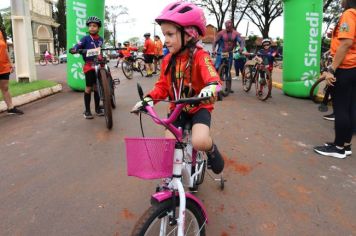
[242,65,253,92]
[135,57,146,77]
[256,69,272,101]
[122,60,133,79]
[309,77,331,104]
[109,76,116,109]
[39,59,47,66]
[99,69,113,130]
[218,64,229,97]
[132,198,206,236]
[52,57,59,65]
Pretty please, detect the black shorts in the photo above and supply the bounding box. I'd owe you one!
[144,54,154,64]
[84,70,97,87]
[0,72,10,80]
[154,55,163,60]
[170,108,211,129]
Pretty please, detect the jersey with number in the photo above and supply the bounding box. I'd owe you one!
[73,34,103,73]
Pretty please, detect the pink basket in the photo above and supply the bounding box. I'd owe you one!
[124,137,176,179]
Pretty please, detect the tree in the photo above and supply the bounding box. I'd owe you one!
[56,0,66,50]
[245,34,258,51]
[230,0,254,29]
[323,0,342,34]
[128,37,140,46]
[243,0,283,38]
[194,0,232,31]
[0,10,12,40]
[107,5,128,47]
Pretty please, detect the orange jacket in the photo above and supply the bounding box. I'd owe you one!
[0,31,11,75]
[330,9,356,69]
[148,48,221,114]
[154,40,163,56]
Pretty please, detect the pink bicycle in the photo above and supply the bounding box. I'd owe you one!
[125,84,225,236]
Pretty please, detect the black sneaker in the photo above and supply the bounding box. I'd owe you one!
[325,142,352,156]
[323,113,335,121]
[314,144,346,159]
[95,107,104,116]
[83,111,94,119]
[152,71,157,75]
[206,144,225,174]
[145,74,153,78]
[7,107,24,115]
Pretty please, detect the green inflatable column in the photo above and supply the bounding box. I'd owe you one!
[66,0,105,91]
[282,0,323,98]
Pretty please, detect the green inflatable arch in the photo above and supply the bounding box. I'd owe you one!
[282,0,323,98]
[66,0,105,91]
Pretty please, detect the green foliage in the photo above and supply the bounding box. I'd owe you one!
[0,80,58,101]
[245,35,258,51]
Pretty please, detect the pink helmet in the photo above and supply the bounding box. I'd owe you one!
[155,2,207,36]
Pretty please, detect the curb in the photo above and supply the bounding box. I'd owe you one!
[0,84,63,112]
[272,81,324,102]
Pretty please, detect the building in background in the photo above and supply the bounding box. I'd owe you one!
[1,0,59,59]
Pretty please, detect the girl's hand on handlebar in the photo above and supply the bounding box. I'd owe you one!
[198,84,220,104]
[131,97,153,113]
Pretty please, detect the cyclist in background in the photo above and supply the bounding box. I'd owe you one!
[233,43,247,80]
[153,35,163,74]
[143,33,155,77]
[115,42,123,68]
[121,41,138,59]
[69,16,104,119]
[212,20,245,94]
[132,2,225,174]
[257,38,278,76]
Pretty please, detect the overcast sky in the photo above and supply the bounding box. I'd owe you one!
[0,0,285,42]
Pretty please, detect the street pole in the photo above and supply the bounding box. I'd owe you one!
[245,21,249,37]
[11,0,37,82]
[152,22,156,36]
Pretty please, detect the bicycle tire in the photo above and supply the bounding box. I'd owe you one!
[218,64,229,97]
[242,65,253,92]
[39,59,47,66]
[122,60,133,79]
[256,68,272,101]
[52,57,59,65]
[135,57,146,77]
[131,198,206,236]
[109,76,116,109]
[309,77,331,104]
[99,69,113,130]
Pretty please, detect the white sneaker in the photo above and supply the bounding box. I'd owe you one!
[232,76,238,80]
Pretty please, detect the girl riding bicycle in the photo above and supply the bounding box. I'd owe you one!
[70,16,104,119]
[132,2,224,174]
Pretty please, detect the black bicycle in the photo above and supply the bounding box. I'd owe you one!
[121,51,146,79]
[215,52,233,98]
[71,48,120,130]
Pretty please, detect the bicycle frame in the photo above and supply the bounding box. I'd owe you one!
[143,104,209,236]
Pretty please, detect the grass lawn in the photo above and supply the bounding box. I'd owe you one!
[0,80,58,101]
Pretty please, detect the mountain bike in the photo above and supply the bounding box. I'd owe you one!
[72,48,120,130]
[125,84,225,235]
[121,51,146,79]
[242,53,272,101]
[39,55,59,66]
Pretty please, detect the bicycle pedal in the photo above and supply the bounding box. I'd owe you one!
[113,78,120,85]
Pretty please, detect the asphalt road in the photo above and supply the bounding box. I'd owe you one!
[1,62,355,236]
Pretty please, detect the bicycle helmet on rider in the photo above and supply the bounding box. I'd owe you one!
[86,16,102,27]
[143,33,151,37]
[123,41,130,46]
[155,2,206,37]
[262,38,272,46]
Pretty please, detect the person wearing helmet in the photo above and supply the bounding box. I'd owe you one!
[153,35,163,74]
[212,20,245,94]
[143,33,155,77]
[132,2,225,174]
[258,38,278,74]
[121,41,138,60]
[69,16,104,119]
